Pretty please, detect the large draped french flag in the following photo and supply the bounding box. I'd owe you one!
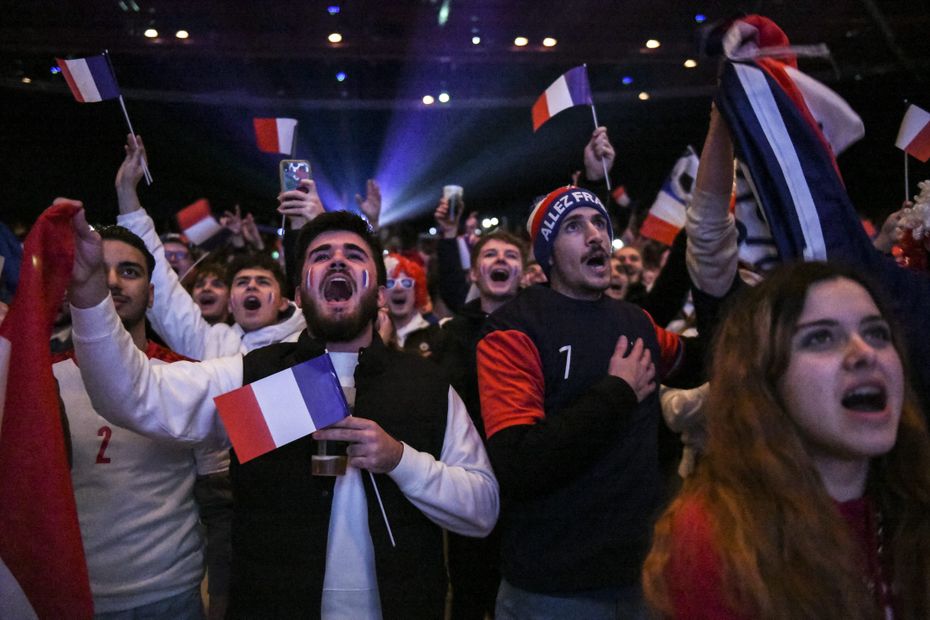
[714,15,872,267]
[0,200,93,619]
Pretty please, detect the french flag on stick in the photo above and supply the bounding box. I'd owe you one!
[640,147,700,246]
[532,65,593,131]
[896,104,930,163]
[254,117,298,154]
[55,54,120,103]
[214,355,349,463]
[176,199,223,247]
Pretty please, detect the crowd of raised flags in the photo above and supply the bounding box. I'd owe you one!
[2,17,930,616]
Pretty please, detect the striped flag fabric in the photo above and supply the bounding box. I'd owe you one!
[639,147,700,245]
[214,355,349,463]
[531,65,593,131]
[55,54,120,103]
[895,104,930,163]
[176,199,223,247]
[0,200,93,619]
[253,117,298,154]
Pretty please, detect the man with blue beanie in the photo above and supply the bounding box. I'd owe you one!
[477,185,709,619]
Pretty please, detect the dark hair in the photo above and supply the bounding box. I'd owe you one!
[225,253,288,294]
[96,224,155,281]
[469,230,527,266]
[184,260,228,293]
[295,211,387,286]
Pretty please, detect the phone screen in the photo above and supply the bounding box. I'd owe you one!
[279,160,312,192]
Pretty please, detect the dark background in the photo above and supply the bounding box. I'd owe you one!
[2,0,929,234]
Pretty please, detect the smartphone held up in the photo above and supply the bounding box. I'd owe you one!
[280,160,312,193]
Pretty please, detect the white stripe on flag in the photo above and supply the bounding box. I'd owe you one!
[649,193,688,228]
[276,119,298,155]
[250,370,316,447]
[734,63,826,261]
[64,59,103,103]
[0,336,9,438]
[183,217,223,246]
[896,105,930,149]
[544,76,574,117]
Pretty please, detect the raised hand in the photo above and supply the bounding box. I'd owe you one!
[115,134,147,214]
[433,196,462,239]
[68,202,109,309]
[355,179,382,229]
[583,126,615,182]
[278,179,324,229]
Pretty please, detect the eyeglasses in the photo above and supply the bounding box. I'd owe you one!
[165,250,190,261]
[386,277,415,289]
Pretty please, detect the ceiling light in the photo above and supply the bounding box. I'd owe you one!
[21,77,31,84]
[645,39,660,49]
[336,71,347,82]
[327,5,340,15]
[50,65,61,75]
[542,37,557,47]
[429,227,438,235]
[328,32,343,43]
[694,13,707,23]
[638,91,650,101]
[471,36,481,45]
[612,238,624,250]
[438,92,450,103]
[422,95,435,105]
[683,59,697,68]
[175,30,189,39]
[482,218,492,228]
[621,76,634,85]
[144,28,158,38]
[513,36,529,47]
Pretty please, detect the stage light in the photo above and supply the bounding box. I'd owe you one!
[513,36,528,47]
[683,59,697,68]
[327,5,340,15]
[438,92,450,103]
[472,36,481,45]
[328,32,343,43]
[645,39,660,49]
[542,37,557,47]
[422,95,435,105]
[695,13,707,23]
[144,28,158,38]
[50,66,61,75]
[175,30,189,39]
[429,227,438,236]
[481,218,492,228]
[336,71,347,82]
[490,217,499,226]
[621,76,634,85]
[638,91,650,100]
[612,238,624,250]
[21,77,31,84]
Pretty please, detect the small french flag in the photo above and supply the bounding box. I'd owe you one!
[55,54,121,103]
[640,147,700,246]
[531,65,593,132]
[895,104,930,163]
[214,355,349,463]
[176,199,223,247]
[254,117,299,154]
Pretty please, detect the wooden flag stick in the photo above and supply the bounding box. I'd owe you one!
[904,151,910,204]
[589,103,612,192]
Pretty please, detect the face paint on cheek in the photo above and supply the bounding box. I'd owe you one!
[361,269,369,290]
[267,292,274,306]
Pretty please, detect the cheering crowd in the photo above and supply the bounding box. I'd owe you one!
[3,14,930,620]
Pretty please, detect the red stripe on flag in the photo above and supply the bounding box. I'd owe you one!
[906,123,930,163]
[531,95,550,132]
[56,59,85,103]
[176,199,211,231]
[214,386,276,463]
[639,214,681,246]
[253,119,280,153]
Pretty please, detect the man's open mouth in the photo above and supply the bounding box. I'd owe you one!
[323,275,353,302]
[490,266,511,282]
[242,295,262,311]
[198,292,217,305]
[584,252,607,268]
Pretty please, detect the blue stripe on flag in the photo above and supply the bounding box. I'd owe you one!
[291,355,350,429]
[84,55,121,101]
[563,65,592,106]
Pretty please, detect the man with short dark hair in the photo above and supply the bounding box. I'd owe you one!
[53,224,229,618]
[477,186,708,618]
[69,209,498,619]
[187,261,230,326]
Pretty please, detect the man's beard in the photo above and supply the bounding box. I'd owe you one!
[302,286,379,343]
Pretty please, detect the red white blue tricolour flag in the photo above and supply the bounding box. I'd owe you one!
[531,66,593,132]
[640,147,700,246]
[176,199,224,247]
[895,104,930,163]
[55,54,121,103]
[253,118,299,154]
[214,355,349,463]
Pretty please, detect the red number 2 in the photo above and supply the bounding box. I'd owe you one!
[96,426,112,464]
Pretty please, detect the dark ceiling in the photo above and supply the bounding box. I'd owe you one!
[2,0,930,235]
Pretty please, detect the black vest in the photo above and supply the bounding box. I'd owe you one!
[228,332,449,619]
